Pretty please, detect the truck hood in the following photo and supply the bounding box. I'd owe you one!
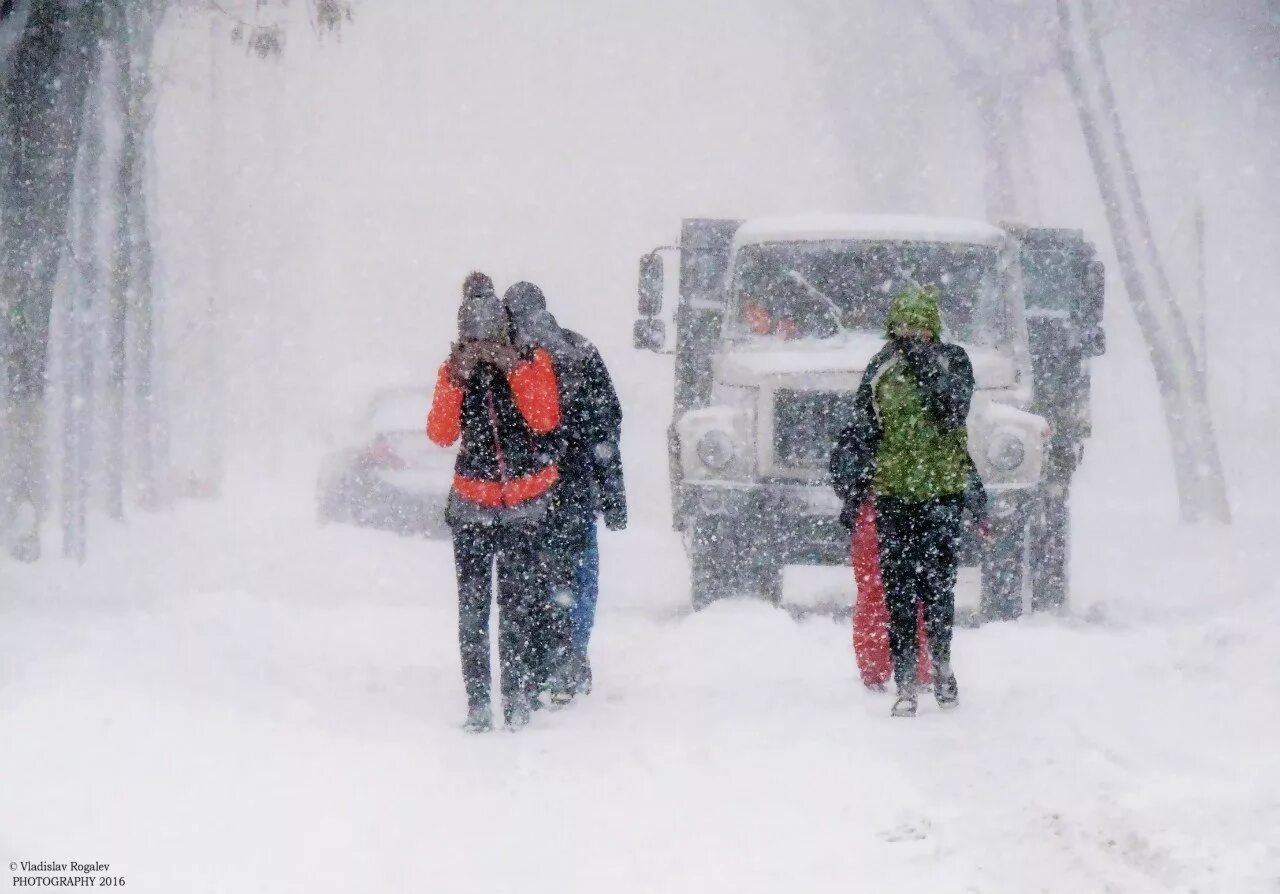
[717,332,1019,390]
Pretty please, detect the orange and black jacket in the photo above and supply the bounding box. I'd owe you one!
[427,348,561,508]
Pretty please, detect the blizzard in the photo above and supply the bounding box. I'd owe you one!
[3,429,1277,892]
[3,2,1279,892]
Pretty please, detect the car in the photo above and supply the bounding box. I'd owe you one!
[633,215,1104,618]
[317,386,455,537]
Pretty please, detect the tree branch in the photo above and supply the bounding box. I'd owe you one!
[912,0,980,74]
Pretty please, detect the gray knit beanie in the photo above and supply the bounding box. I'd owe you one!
[457,294,508,343]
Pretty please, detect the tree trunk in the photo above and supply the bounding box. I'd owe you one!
[60,51,104,562]
[0,1,31,88]
[0,0,100,560]
[104,6,136,522]
[1074,0,1229,523]
[123,6,159,509]
[200,14,226,495]
[1055,0,1230,523]
[974,82,1021,220]
[912,0,1034,222]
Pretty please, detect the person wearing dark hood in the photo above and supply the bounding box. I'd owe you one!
[427,272,564,732]
[503,281,626,705]
[829,284,985,718]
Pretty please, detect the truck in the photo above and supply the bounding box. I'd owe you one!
[633,214,1105,619]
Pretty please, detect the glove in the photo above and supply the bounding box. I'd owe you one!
[839,501,857,531]
[896,335,939,379]
[838,485,867,530]
[469,341,522,374]
[449,341,479,385]
[603,503,627,531]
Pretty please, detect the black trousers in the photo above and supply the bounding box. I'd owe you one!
[452,522,543,709]
[875,495,964,688]
[499,514,578,694]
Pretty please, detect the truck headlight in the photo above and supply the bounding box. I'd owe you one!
[986,431,1026,471]
[696,430,736,470]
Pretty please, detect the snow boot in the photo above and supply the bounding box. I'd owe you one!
[504,697,532,731]
[570,649,593,697]
[542,657,577,709]
[463,702,493,734]
[891,693,918,717]
[891,680,918,717]
[933,663,959,710]
[547,682,575,709]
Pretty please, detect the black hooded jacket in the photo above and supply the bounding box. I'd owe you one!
[829,339,985,524]
[557,327,626,533]
[504,284,627,537]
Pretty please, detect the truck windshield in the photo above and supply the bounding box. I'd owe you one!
[727,240,1005,346]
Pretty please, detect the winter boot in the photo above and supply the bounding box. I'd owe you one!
[547,680,575,709]
[891,680,918,718]
[463,702,493,734]
[503,696,532,731]
[543,656,576,709]
[933,662,959,710]
[571,649,593,697]
[890,656,918,717]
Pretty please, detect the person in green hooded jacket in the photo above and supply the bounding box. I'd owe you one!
[829,285,985,717]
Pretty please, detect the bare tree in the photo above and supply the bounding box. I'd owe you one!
[2,0,354,560]
[913,0,1055,220]
[1056,0,1230,522]
[0,0,100,561]
[915,0,1230,523]
[104,0,163,520]
[60,49,106,562]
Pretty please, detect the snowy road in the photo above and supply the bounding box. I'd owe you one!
[2,471,1278,894]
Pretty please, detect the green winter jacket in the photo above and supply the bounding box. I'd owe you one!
[871,287,972,502]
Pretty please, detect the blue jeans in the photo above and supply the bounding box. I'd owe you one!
[569,524,600,653]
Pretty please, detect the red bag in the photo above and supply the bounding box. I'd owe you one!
[850,500,931,688]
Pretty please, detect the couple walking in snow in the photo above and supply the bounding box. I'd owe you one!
[431,275,979,727]
[427,272,626,732]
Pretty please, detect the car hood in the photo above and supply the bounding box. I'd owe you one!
[717,333,1019,390]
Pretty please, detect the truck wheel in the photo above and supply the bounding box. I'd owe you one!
[689,519,728,609]
[735,556,783,606]
[690,545,728,610]
[980,508,1028,622]
[1029,485,1070,613]
[688,519,781,609]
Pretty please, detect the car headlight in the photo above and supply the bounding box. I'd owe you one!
[696,430,735,470]
[986,430,1026,471]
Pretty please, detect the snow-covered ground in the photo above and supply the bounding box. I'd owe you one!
[2,455,1277,893]
[4,3,1279,891]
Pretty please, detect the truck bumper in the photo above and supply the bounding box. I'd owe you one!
[679,482,1032,567]
[680,482,851,566]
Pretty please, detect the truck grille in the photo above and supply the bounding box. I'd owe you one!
[772,389,860,472]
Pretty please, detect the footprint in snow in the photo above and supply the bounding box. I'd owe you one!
[880,815,934,842]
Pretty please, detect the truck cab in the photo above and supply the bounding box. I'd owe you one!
[635,214,1104,617]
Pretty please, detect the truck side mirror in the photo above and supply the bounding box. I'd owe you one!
[1083,257,1106,356]
[633,317,671,353]
[638,252,664,316]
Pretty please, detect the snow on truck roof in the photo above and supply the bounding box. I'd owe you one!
[732,214,1006,249]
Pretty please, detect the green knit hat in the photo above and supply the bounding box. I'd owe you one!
[885,284,942,339]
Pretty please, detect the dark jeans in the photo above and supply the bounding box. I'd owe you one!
[568,524,599,654]
[504,508,580,695]
[452,522,543,709]
[875,495,964,688]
